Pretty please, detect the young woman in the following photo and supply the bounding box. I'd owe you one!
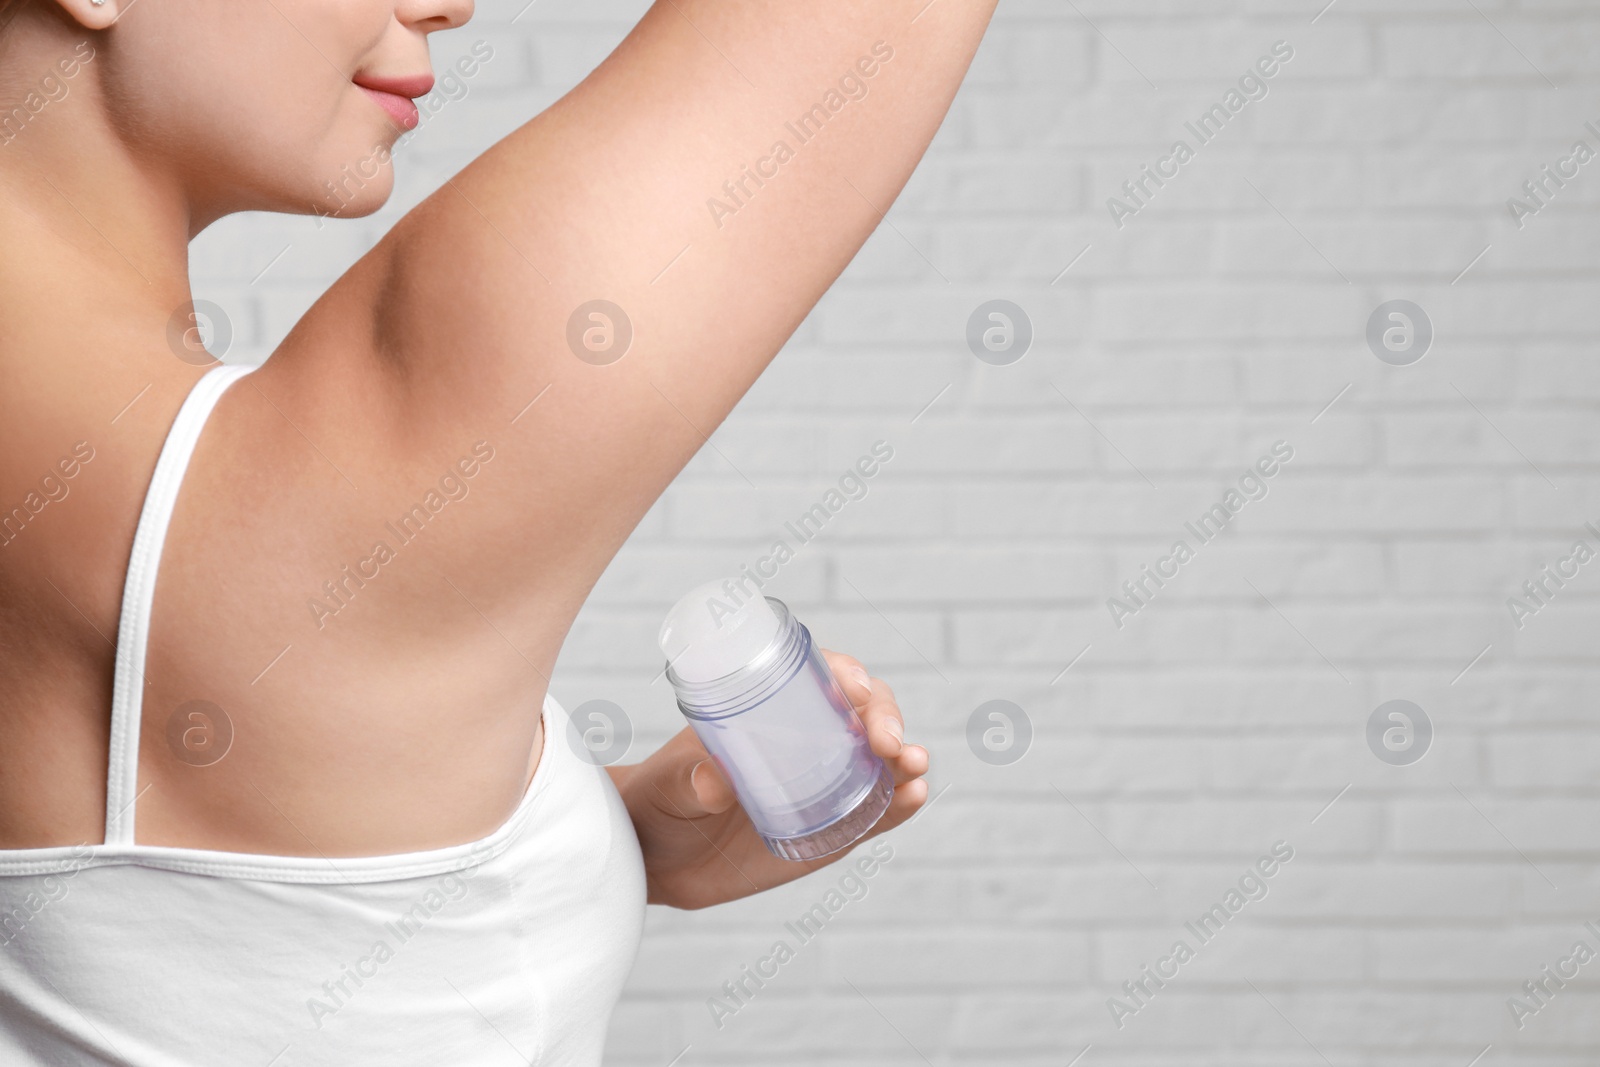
[0,0,996,1061]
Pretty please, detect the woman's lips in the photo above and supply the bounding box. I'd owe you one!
[352,75,434,132]
[358,85,421,131]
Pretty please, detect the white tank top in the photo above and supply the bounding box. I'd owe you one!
[0,363,647,1065]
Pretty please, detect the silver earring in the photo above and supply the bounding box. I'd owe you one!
[90,0,106,5]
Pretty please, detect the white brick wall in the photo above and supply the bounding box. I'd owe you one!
[192,0,1600,1062]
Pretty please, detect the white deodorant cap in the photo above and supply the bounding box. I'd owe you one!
[660,581,781,684]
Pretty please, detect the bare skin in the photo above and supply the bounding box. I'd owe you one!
[0,0,995,908]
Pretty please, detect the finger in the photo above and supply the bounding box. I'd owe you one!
[868,777,930,837]
[821,648,873,707]
[689,757,738,815]
[648,727,738,819]
[882,742,929,786]
[819,649,904,757]
[854,684,907,760]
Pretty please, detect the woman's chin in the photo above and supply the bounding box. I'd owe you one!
[304,169,395,222]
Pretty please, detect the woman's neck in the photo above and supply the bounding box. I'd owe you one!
[0,7,198,376]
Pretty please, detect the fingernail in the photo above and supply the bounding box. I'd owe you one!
[884,717,904,750]
[849,665,872,692]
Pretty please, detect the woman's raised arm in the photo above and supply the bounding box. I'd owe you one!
[261,0,997,628]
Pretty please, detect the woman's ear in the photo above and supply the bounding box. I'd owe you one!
[43,0,120,31]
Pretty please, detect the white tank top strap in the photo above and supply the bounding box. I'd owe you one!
[0,361,645,1067]
[104,361,259,846]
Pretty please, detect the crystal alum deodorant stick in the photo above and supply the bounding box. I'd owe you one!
[659,581,894,861]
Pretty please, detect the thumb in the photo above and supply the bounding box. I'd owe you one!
[687,758,738,816]
[649,728,739,818]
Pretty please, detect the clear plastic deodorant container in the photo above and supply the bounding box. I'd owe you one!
[660,581,895,861]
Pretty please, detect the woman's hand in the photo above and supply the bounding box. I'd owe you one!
[606,650,930,911]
